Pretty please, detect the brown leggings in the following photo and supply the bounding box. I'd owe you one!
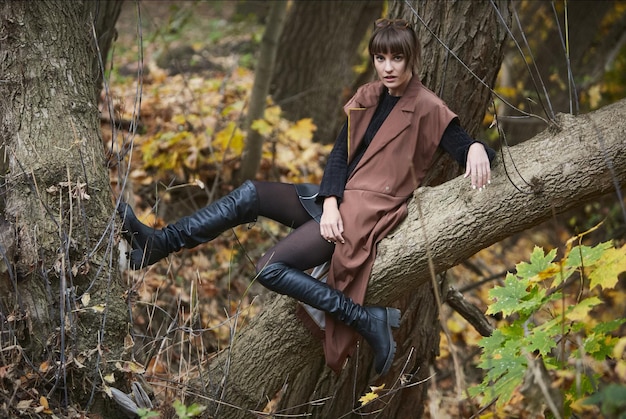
[251,181,335,272]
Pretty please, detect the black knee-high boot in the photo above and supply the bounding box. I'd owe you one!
[257,262,400,376]
[118,180,259,269]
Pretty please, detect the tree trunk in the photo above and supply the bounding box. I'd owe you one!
[0,0,127,416]
[238,0,288,182]
[271,0,383,144]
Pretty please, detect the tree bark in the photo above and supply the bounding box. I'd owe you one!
[271,0,383,144]
[196,96,626,418]
[0,0,126,416]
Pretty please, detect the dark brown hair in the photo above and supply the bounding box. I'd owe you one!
[368,19,421,74]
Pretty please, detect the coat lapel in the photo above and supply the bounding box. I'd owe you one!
[349,77,421,178]
[344,82,381,163]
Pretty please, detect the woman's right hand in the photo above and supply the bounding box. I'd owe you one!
[320,196,345,244]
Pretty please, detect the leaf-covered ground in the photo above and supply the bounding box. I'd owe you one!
[103,2,626,418]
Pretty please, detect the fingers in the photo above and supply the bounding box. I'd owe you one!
[474,164,490,189]
[320,218,345,244]
[320,202,345,244]
[321,224,345,243]
[465,143,492,190]
[465,163,491,190]
[334,220,345,244]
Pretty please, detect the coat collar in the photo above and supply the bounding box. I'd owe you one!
[348,75,423,110]
[345,76,423,175]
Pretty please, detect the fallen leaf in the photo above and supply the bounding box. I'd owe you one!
[358,384,385,406]
[91,304,106,313]
[39,361,50,373]
[358,391,379,406]
[16,399,33,410]
[116,360,146,374]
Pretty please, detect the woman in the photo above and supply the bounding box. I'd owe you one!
[118,18,495,377]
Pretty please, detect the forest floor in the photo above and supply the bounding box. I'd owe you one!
[103,2,626,418]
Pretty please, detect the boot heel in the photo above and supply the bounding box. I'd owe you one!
[386,308,401,329]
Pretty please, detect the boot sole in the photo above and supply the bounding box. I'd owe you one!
[380,308,401,376]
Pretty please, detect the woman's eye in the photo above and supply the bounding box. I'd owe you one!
[394,56,404,61]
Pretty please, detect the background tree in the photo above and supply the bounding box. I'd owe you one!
[270,0,383,144]
[0,1,127,417]
[238,1,288,182]
[498,1,626,144]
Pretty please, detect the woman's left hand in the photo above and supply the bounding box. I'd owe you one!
[464,142,491,190]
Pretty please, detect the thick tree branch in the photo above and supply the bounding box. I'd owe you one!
[445,287,494,337]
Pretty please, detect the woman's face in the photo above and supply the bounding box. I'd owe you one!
[374,52,412,96]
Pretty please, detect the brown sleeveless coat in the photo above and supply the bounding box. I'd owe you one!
[304,76,457,372]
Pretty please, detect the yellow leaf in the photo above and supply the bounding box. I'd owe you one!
[589,245,626,290]
[286,118,316,142]
[566,297,602,322]
[213,122,244,155]
[39,398,52,414]
[115,360,146,374]
[172,114,187,126]
[370,383,385,392]
[104,373,116,384]
[251,119,273,136]
[446,316,465,334]
[588,84,602,109]
[91,304,106,313]
[613,337,626,359]
[358,383,386,406]
[358,391,379,406]
[570,394,598,414]
[616,360,626,380]
[128,361,146,374]
[264,105,282,124]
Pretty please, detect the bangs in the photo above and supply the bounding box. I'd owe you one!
[369,28,412,57]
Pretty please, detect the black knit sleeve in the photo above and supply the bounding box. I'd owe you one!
[439,119,496,166]
[318,121,348,202]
